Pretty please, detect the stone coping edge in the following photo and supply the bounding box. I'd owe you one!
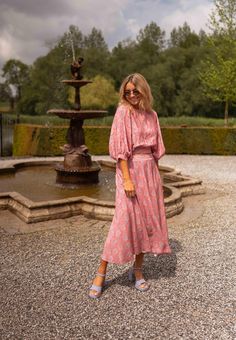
[0,185,182,224]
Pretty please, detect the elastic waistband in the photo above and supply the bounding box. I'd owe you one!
[132,147,152,155]
[132,147,153,160]
[132,154,153,160]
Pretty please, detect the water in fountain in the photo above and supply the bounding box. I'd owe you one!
[0,165,116,202]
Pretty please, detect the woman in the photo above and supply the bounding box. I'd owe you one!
[89,73,171,298]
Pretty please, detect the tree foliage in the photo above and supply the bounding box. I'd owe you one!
[136,22,165,62]
[1,59,30,111]
[2,11,236,120]
[0,83,14,110]
[169,22,200,48]
[199,0,236,124]
[68,75,118,112]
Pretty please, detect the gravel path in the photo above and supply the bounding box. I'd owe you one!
[0,155,235,340]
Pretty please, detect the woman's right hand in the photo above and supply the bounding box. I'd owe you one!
[123,179,136,198]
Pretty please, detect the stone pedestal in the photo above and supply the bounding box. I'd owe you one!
[55,161,101,184]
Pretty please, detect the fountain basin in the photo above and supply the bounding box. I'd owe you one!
[61,80,92,88]
[47,109,108,119]
[0,158,205,224]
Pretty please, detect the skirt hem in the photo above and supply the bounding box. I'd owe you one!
[102,248,172,265]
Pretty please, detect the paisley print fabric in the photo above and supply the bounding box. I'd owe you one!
[102,105,171,264]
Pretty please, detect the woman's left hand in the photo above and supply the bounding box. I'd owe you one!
[123,179,136,198]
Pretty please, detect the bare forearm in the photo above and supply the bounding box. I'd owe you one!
[119,159,131,181]
[119,159,135,197]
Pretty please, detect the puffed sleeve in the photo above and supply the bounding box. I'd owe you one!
[109,105,132,161]
[152,111,165,161]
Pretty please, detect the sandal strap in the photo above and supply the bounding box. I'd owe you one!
[135,278,149,292]
[90,284,102,293]
[96,272,106,277]
[135,278,146,287]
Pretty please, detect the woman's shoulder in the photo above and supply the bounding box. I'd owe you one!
[150,109,157,115]
[150,110,160,119]
[115,104,131,118]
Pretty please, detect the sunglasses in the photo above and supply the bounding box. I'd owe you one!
[124,89,140,97]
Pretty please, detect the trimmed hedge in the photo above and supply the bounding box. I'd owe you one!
[162,127,236,155]
[13,124,110,156]
[13,124,236,156]
[13,124,68,156]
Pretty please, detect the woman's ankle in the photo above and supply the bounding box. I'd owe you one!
[133,267,144,280]
[93,273,105,286]
[97,259,108,276]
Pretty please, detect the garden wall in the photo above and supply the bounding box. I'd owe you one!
[13,124,236,156]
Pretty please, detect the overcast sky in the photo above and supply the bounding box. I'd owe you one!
[0,0,213,70]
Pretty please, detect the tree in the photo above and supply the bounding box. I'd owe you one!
[142,42,216,117]
[137,22,165,50]
[82,28,110,78]
[0,83,15,110]
[68,75,118,112]
[17,26,112,116]
[18,49,69,116]
[169,22,200,48]
[108,39,138,89]
[199,0,236,125]
[18,26,83,116]
[200,54,236,123]
[209,0,236,39]
[136,22,165,65]
[108,22,165,89]
[2,59,30,119]
[57,25,84,63]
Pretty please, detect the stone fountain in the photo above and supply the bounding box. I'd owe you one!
[47,58,108,184]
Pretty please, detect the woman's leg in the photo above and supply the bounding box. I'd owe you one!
[93,259,108,285]
[133,253,149,290]
[89,259,108,297]
[134,253,145,280]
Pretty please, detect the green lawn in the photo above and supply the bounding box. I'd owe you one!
[0,102,6,107]
[0,102,12,112]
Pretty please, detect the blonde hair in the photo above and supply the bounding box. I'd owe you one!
[119,73,153,112]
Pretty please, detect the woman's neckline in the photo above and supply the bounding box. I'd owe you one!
[121,103,152,114]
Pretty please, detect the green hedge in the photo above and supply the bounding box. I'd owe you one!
[13,124,110,156]
[162,127,236,155]
[13,124,236,156]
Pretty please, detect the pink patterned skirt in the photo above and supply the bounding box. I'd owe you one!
[102,147,171,265]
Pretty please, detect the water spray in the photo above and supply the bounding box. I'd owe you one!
[69,30,76,62]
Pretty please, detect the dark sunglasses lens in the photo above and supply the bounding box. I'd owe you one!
[124,90,140,97]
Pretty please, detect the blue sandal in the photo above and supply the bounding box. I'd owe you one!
[89,273,106,299]
[128,267,150,292]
